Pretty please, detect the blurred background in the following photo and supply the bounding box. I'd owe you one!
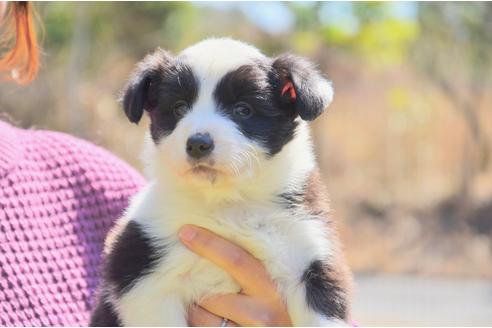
[1,2,491,325]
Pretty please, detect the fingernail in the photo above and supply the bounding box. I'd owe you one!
[179,225,197,243]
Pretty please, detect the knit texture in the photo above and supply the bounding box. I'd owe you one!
[0,121,145,326]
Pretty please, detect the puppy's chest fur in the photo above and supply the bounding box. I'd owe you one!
[122,188,324,293]
[98,173,346,326]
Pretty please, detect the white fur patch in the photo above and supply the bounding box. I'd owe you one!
[179,38,266,83]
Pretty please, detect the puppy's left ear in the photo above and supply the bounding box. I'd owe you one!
[271,54,333,121]
[121,48,173,124]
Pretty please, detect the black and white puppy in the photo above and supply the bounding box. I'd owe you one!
[90,38,352,326]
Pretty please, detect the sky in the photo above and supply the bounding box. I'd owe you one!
[194,2,418,35]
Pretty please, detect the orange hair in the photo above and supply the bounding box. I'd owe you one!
[0,2,39,84]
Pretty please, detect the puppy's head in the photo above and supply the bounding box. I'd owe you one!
[122,38,333,189]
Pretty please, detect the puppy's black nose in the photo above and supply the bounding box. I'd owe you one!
[186,133,214,159]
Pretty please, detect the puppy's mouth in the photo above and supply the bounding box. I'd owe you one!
[190,164,217,175]
[187,163,221,182]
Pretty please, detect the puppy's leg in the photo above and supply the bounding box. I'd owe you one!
[286,259,350,326]
[90,292,121,327]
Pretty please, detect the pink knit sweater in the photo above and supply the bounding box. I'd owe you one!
[0,120,145,326]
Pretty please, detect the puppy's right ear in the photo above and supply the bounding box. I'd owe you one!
[121,49,173,124]
[271,54,333,121]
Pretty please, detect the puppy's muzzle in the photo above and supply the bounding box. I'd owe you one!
[186,133,214,159]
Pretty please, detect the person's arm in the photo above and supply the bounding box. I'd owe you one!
[179,225,293,327]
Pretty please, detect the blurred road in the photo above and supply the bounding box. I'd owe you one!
[352,274,492,326]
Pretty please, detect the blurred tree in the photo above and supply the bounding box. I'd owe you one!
[285,2,323,55]
[66,3,90,135]
[317,2,418,67]
[411,2,492,203]
[38,2,190,63]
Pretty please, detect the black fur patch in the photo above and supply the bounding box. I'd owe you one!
[271,54,332,121]
[89,293,121,327]
[302,260,347,320]
[278,189,325,220]
[104,221,164,296]
[148,60,199,143]
[278,189,305,209]
[213,64,298,156]
[121,49,199,142]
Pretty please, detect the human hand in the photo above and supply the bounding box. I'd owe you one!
[179,224,292,327]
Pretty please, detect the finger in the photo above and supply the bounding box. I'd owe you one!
[178,225,276,297]
[188,305,238,327]
[200,294,290,327]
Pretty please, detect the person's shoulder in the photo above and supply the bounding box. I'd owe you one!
[0,119,146,193]
[43,129,145,180]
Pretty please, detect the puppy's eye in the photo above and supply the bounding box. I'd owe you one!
[173,101,189,118]
[233,102,253,119]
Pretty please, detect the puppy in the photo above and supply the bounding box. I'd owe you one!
[90,38,352,326]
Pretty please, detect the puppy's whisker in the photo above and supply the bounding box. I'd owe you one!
[229,154,241,177]
[244,151,255,173]
[237,149,255,173]
[245,144,261,167]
